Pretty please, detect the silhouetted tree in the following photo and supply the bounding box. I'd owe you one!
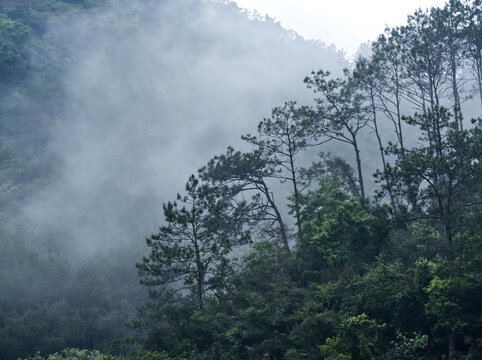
[305,70,370,200]
[137,175,250,309]
[242,101,318,244]
[201,147,290,252]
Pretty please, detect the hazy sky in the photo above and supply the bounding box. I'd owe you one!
[233,0,449,57]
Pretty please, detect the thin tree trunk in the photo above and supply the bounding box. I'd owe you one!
[479,73,482,109]
[394,69,406,158]
[288,143,303,244]
[353,138,365,200]
[477,55,482,109]
[448,331,456,360]
[450,49,463,130]
[475,39,482,109]
[192,218,204,309]
[261,179,290,253]
[370,89,395,207]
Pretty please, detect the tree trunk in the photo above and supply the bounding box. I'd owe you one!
[353,138,365,200]
[448,331,456,360]
[394,70,406,158]
[288,149,303,244]
[261,179,290,253]
[477,54,482,110]
[192,219,204,309]
[449,44,463,130]
[370,90,396,207]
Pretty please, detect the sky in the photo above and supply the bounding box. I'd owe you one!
[233,0,449,58]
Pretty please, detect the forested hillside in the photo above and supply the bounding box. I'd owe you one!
[0,0,481,359]
[1,0,344,357]
[0,1,139,357]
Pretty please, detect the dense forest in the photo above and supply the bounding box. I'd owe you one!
[0,0,481,359]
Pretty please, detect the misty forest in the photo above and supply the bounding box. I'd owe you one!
[0,0,481,359]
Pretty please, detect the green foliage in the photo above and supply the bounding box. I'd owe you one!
[288,282,346,358]
[201,146,290,251]
[296,182,389,280]
[383,332,428,360]
[21,348,187,360]
[318,314,384,360]
[0,14,32,82]
[319,338,352,360]
[350,259,427,335]
[132,6,482,358]
[423,251,482,351]
[129,350,188,360]
[311,199,374,267]
[384,110,482,256]
[242,101,318,243]
[137,175,250,309]
[304,69,369,199]
[29,348,114,360]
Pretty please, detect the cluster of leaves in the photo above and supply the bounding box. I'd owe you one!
[21,348,186,360]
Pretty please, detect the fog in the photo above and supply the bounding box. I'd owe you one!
[2,1,481,358]
[20,0,348,259]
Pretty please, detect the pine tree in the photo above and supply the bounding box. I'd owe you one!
[137,175,250,309]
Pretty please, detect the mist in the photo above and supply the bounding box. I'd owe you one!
[20,0,347,259]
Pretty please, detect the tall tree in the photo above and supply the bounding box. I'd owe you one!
[431,0,467,129]
[137,175,250,309]
[401,10,448,116]
[305,70,369,200]
[390,110,481,245]
[371,28,408,157]
[464,0,482,108]
[242,101,318,244]
[201,147,291,252]
[353,56,396,206]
